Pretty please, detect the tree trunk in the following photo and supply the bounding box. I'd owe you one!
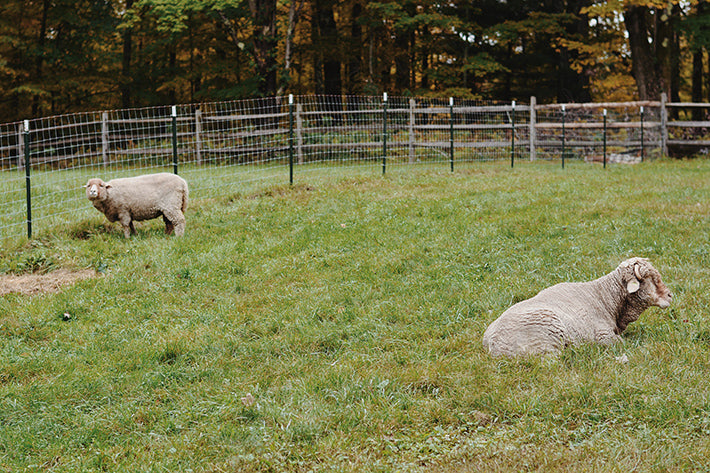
[32,0,50,117]
[657,4,680,113]
[566,0,592,102]
[420,29,429,91]
[624,6,664,100]
[121,0,134,109]
[346,1,363,95]
[394,13,412,93]
[248,0,278,96]
[314,0,342,96]
[168,47,177,104]
[692,50,704,120]
[277,0,304,95]
[692,0,707,115]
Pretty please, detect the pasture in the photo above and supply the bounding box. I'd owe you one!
[1,159,709,472]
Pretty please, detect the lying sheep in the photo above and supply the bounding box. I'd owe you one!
[482,258,672,357]
[84,172,188,238]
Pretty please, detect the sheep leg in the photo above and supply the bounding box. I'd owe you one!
[163,210,185,237]
[118,213,135,238]
[595,329,622,345]
[162,215,174,235]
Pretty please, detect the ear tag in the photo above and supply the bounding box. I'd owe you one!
[627,279,640,294]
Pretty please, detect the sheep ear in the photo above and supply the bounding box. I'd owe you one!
[105,184,112,189]
[627,278,640,294]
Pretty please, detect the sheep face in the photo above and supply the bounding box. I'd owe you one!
[84,178,111,201]
[620,258,672,309]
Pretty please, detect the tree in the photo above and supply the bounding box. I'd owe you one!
[121,0,135,109]
[623,0,686,101]
[248,0,278,95]
[312,0,342,95]
[680,0,710,110]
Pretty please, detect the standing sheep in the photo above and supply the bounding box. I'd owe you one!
[84,173,188,238]
[482,257,672,357]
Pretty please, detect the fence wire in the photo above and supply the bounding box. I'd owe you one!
[535,104,662,164]
[0,95,666,243]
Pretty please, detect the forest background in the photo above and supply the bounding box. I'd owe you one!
[1,0,709,123]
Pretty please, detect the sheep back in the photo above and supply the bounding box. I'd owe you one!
[483,280,621,357]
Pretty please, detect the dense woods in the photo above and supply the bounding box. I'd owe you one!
[0,0,708,122]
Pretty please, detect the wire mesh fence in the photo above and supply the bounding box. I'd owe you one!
[0,95,669,243]
[534,102,663,165]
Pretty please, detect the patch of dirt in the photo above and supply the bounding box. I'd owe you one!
[0,269,98,296]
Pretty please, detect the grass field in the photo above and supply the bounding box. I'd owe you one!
[1,159,710,472]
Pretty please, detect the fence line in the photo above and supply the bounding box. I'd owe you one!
[1,93,709,243]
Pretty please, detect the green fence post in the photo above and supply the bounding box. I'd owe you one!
[289,94,294,185]
[382,92,388,175]
[510,100,516,168]
[603,108,607,169]
[561,105,566,169]
[24,120,32,239]
[171,105,178,175]
[449,97,454,172]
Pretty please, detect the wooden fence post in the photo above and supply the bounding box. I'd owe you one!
[408,99,415,164]
[449,97,454,172]
[296,103,303,165]
[101,112,109,168]
[529,96,536,161]
[195,109,202,165]
[561,105,566,169]
[171,105,178,175]
[510,100,516,168]
[17,123,24,170]
[382,92,388,175]
[660,93,668,156]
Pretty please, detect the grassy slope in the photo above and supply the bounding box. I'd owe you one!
[1,160,710,472]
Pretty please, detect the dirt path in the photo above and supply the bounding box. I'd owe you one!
[0,269,97,296]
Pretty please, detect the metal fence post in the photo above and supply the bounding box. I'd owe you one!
[24,120,32,239]
[449,97,454,172]
[382,92,388,175]
[289,94,294,185]
[561,105,566,169]
[510,100,516,168]
[171,105,178,175]
[640,105,644,162]
[603,108,607,169]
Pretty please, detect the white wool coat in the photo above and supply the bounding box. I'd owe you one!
[482,258,672,357]
[85,173,188,238]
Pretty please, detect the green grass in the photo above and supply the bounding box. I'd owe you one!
[2,159,710,472]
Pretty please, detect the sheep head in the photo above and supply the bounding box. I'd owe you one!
[613,258,672,333]
[620,258,673,308]
[84,178,111,201]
